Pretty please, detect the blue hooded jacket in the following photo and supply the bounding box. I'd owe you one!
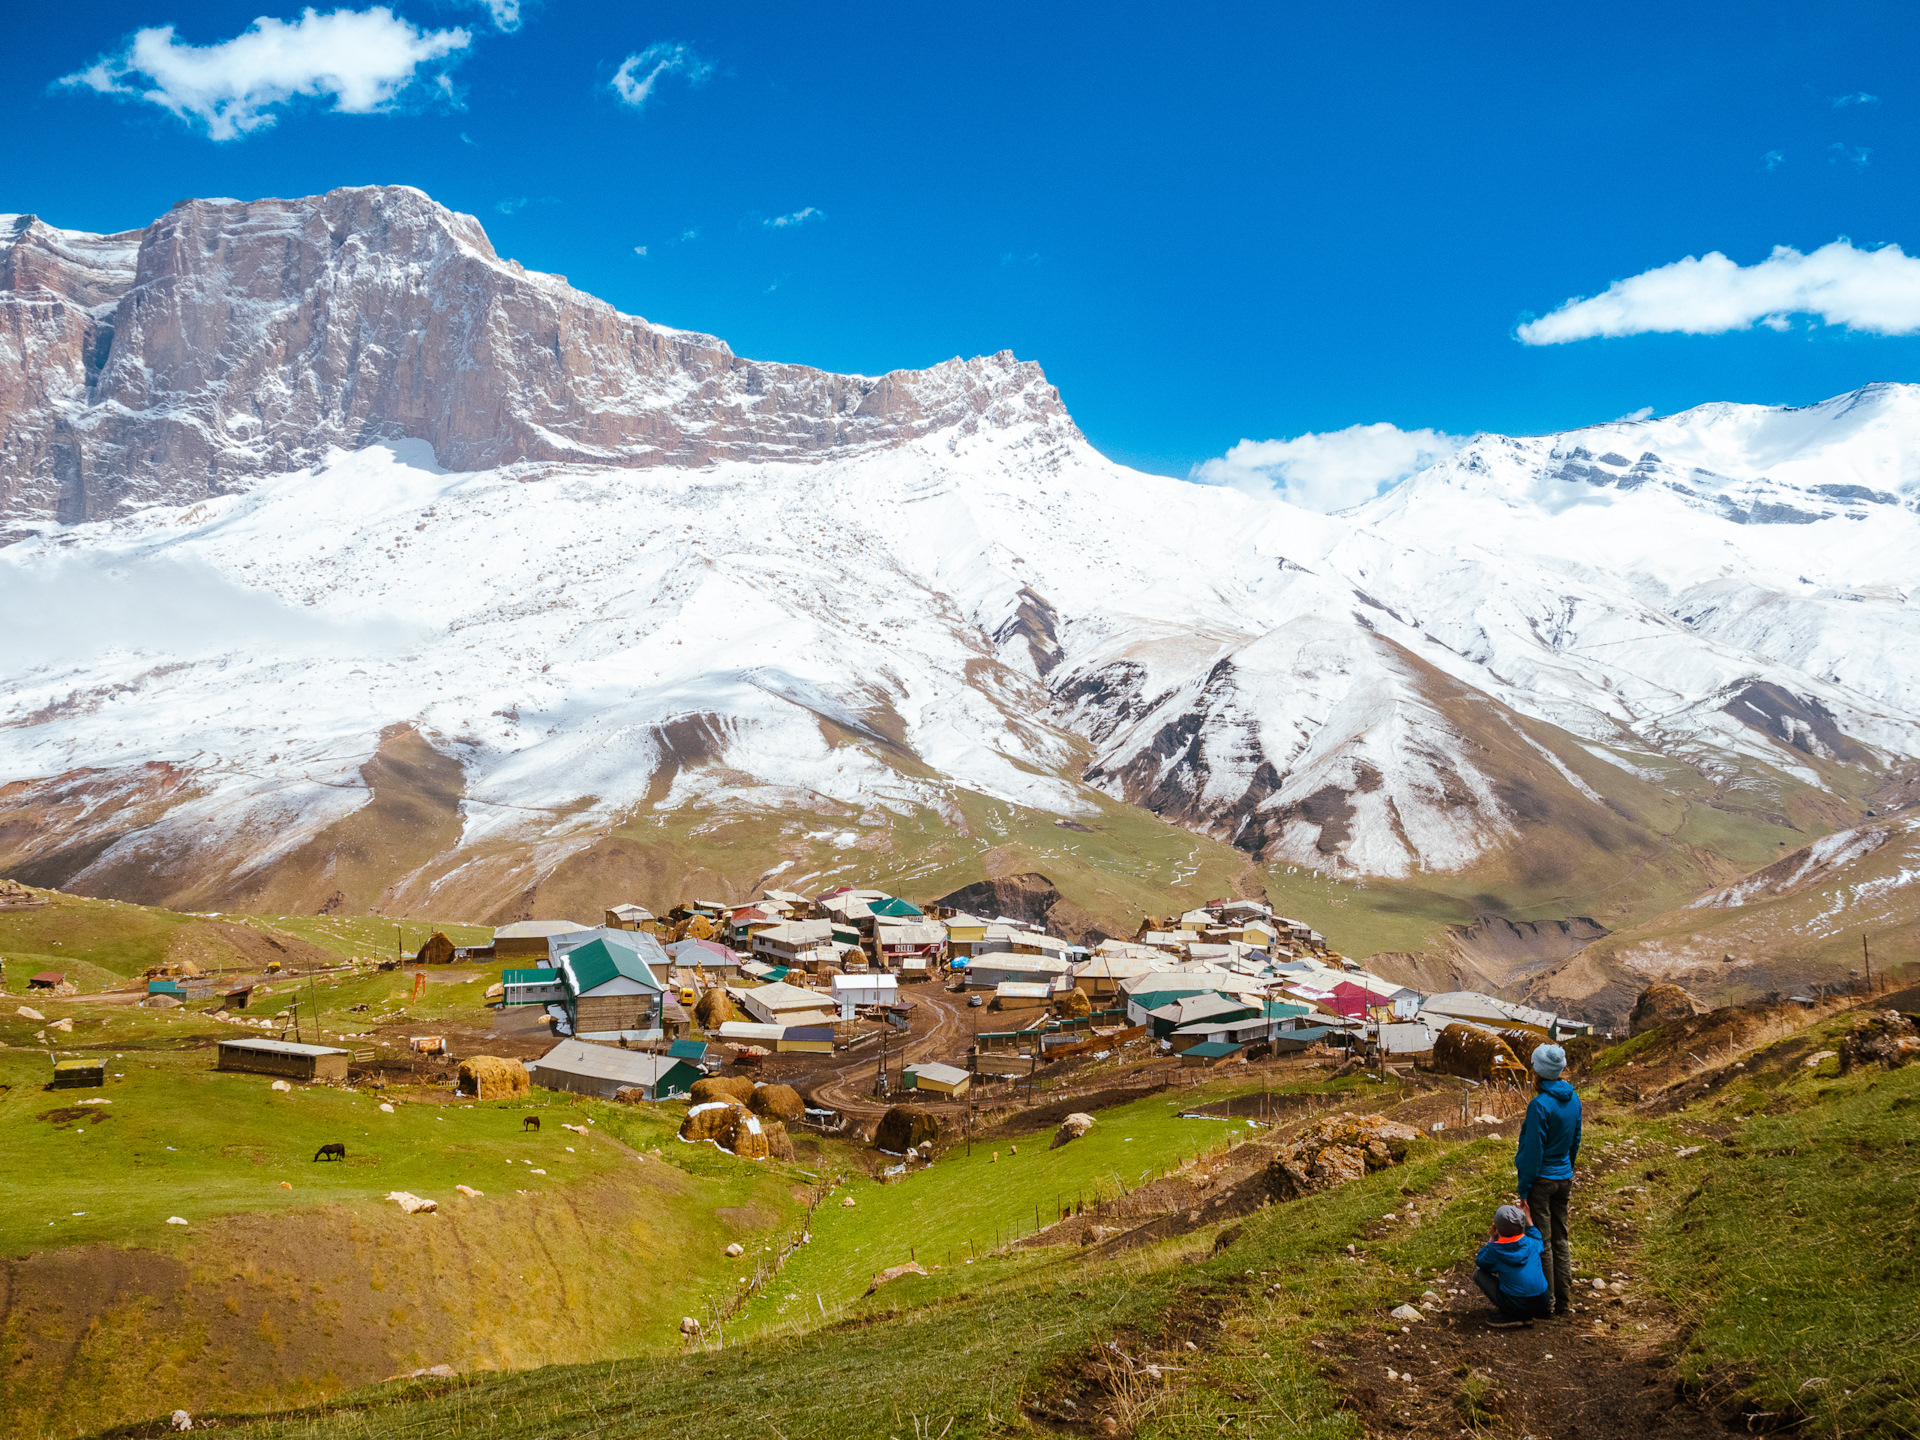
[1476,1225,1550,1298]
[1515,1078,1582,1195]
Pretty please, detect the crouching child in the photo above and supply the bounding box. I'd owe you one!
[1472,1204,1553,1323]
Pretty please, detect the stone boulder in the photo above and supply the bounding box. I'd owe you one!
[874,1104,941,1154]
[864,1261,928,1295]
[1266,1112,1421,1200]
[1050,1112,1096,1150]
[690,1075,755,1107]
[1629,983,1706,1036]
[749,1083,805,1122]
[1839,1010,1920,1074]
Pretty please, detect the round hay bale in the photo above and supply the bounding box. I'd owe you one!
[680,1101,747,1144]
[456,1056,530,1101]
[873,1104,941,1154]
[1054,988,1092,1019]
[748,1083,804,1121]
[1628,983,1706,1036]
[690,1075,755,1107]
[693,989,736,1029]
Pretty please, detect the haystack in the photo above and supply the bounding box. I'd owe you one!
[748,1083,804,1121]
[723,1110,771,1160]
[1431,1023,1526,1082]
[681,1101,747,1144]
[693,988,735,1028]
[761,1119,795,1161]
[1053,988,1091,1019]
[415,931,456,965]
[690,1075,755,1106]
[874,1104,941,1154]
[457,1056,530,1100]
[1629,983,1706,1036]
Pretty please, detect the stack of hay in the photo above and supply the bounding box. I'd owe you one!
[456,1056,530,1100]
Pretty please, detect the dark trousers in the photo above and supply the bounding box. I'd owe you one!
[1473,1267,1552,1320]
[1528,1177,1573,1309]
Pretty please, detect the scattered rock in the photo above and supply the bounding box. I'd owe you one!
[725,1243,744,1257]
[387,1191,437,1215]
[15,1006,44,1021]
[379,1102,395,1113]
[1629,983,1707,1036]
[49,1016,74,1032]
[1266,1113,1420,1200]
[271,1080,291,1092]
[1839,1010,1920,1073]
[864,1261,928,1295]
[171,1410,193,1432]
[680,1316,701,1336]
[1390,1304,1423,1322]
[1803,1049,1838,1069]
[1051,1112,1097,1150]
[456,1184,483,1198]
[166,1216,189,1226]
[841,1196,856,1208]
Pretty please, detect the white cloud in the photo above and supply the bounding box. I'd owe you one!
[495,196,527,214]
[764,207,823,229]
[60,7,471,141]
[610,42,711,110]
[681,228,699,241]
[1191,423,1463,513]
[633,245,648,257]
[1517,240,1920,344]
[1829,142,1871,168]
[1763,149,1784,170]
[477,0,520,32]
[1832,91,1879,107]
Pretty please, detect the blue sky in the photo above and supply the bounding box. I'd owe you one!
[11,1,1920,497]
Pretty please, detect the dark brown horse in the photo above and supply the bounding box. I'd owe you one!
[314,1142,346,1161]
[522,1116,540,1132]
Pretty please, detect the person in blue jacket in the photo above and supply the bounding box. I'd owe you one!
[1473,1204,1553,1322]
[1515,1041,1582,1315]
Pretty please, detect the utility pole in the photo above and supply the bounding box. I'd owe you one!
[1863,933,1873,995]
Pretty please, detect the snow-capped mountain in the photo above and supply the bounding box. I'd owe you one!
[2,186,1916,932]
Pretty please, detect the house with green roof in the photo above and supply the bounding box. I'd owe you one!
[555,933,667,1037]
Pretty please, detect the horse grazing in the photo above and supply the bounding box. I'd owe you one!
[313,1142,346,1162]
[522,1116,540,1132]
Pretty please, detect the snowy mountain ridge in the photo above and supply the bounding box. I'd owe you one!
[1,186,1917,933]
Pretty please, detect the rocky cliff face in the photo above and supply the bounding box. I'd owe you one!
[0,187,1068,539]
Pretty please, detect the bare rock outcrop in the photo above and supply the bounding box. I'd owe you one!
[1266,1113,1420,1200]
[1838,1010,1920,1073]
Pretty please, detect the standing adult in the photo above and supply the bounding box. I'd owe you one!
[1514,1041,1582,1316]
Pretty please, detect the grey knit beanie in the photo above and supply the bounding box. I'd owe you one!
[1531,1042,1567,1078]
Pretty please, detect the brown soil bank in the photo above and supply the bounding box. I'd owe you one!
[0,1164,787,1440]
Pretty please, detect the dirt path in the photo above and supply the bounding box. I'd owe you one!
[801,984,976,1122]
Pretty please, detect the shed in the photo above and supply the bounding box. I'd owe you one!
[28,971,64,991]
[501,967,565,1006]
[51,1058,105,1089]
[223,984,254,1009]
[830,971,899,1018]
[666,937,743,978]
[604,903,655,931]
[777,1025,835,1054]
[1378,1021,1437,1058]
[902,1061,971,1097]
[716,1021,788,1047]
[216,1038,350,1082]
[147,978,183,997]
[493,920,590,960]
[527,1039,700,1101]
[738,980,838,1028]
[1179,1040,1243,1067]
[992,980,1054,1012]
[667,1038,709,1064]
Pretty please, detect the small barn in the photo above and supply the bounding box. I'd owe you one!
[493,920,591,961]
[501,967,565,1006]
[51,1058,105,1089]
[666,937,743,979]
[558,937,666,1036]
[830,971,899,1019]
[992,980,1054,1012]
[604,903,655,932]
[1180,1040,1243,1067]
[776,1025,835,1054]
[147,978,183,998]
[28,971,64,991]
[216,1038,350,1083]
[902,1061,970,1097]
[737,980,838,1029]
[527,1039,701,1101]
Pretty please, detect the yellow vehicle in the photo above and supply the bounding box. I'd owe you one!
[680,985,698,1006]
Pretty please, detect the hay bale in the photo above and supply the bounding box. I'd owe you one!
[415,932,456,965]
[457,1056,529,1100]
[691,1075,755,1106]
[680,1101,747,1144]
[724,1110,771,1160]
[749,1083,804,1121]
[694,988,735,1029]
[874,1105,941,1154]
[613,1086,646,1103]
[1053,988,1091,1019]
[484,982,505,1001]
[762,1119,795,1161]
[1431,1023,1525,1082]
[1629,983,1706,1036]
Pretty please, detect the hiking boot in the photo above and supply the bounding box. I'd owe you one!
[1552,1302,1572,1317]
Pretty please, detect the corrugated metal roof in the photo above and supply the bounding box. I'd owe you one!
[219,1038,350,1058]
[904,1061,970,1086]
[529,1039,687,1086]
[1183,1041,1242,1058]
[494,920,591,940]
[503,967,559,985]
[562,937,664,995]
